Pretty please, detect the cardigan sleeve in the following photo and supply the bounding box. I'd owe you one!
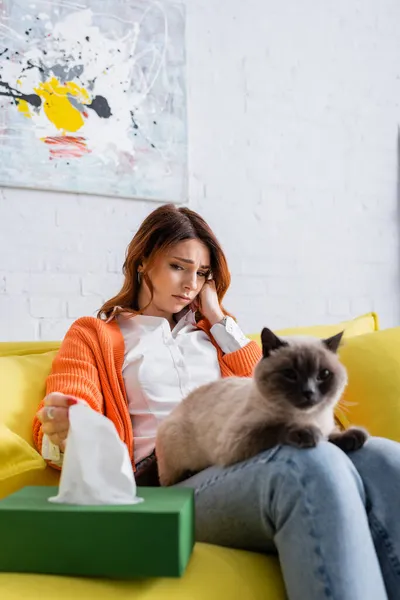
[32,320,104,461]
[196,317,262,378]
[219,340,262,378]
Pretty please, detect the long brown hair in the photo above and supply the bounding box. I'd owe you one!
[98,204,232,321]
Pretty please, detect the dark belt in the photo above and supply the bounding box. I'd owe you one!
[134,451,160,487]
[135,451,198,486]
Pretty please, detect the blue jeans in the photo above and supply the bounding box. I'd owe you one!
[177,437,400,600]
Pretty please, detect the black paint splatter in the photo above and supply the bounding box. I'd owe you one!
[129,111,157,149]
[0,81,41,108]
[87,95,112,118]
[130,111,139,129]
[20,59,45,76]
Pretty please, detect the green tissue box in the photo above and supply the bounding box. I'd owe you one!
[0,486,195,579]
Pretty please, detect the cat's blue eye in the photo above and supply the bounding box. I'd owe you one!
[318,369,331,381]
[282,369,297,381]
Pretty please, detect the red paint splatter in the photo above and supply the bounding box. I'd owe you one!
[44,136,91,158]
[120,151,135,167]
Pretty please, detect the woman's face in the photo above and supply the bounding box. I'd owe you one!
[138,239,211,319]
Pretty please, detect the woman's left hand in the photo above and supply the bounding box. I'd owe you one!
[192,279,224,326]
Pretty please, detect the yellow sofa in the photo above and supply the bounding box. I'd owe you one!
[2,313,400,599]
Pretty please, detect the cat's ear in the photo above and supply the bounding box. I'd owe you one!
[261,328,287,358]
[323,331,344,354]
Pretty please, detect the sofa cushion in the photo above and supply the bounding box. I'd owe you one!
[0,543,285,599]
[248,312,378,346]
[0,341,60,357]
[0,350,58,442]
[338,327,400,441]
[0,425,43,482]
[0,425,58,498]
[0,351,60,499]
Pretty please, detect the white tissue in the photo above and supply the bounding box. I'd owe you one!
[49,403,143,505]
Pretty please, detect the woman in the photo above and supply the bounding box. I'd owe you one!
[34,204,399,600]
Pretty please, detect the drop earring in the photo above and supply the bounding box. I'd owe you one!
[137,271,142,284]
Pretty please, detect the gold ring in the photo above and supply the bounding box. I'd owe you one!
[47,406,56,420]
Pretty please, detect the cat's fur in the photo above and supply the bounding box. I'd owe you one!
[156,328,368,486]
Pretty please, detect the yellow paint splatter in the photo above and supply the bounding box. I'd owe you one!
[16,99,32,118]
[15,80,32,119]
[34,77,91,133]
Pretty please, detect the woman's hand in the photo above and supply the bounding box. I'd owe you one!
[195,278,224,326]
[36,392,79,452]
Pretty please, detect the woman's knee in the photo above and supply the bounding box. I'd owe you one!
[276,440,353,474]
[259,442,366,527]
[268,441,364,500]
[349,436,400,474]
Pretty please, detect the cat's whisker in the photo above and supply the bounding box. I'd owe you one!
[338,399,358,408]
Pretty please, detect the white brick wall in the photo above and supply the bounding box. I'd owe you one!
[1,0,400,341]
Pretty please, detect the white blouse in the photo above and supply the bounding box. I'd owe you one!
[118,310,249,464]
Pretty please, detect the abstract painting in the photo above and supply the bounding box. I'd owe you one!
[0,0,187,201]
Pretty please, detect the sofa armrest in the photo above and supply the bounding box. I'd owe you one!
[337,328,400,442]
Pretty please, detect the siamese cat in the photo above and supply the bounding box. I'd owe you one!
[156,328,368,486]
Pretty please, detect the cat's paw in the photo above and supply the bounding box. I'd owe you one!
[284,425,322,449]
[328,427,369,452]
[157,460,184,487]
[158,470,179,487]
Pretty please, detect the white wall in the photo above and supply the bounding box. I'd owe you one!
[1,0,400,341]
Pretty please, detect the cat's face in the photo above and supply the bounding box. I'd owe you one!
[254,328,347,414]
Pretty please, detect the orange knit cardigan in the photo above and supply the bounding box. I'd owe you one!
[33,316,262,468]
